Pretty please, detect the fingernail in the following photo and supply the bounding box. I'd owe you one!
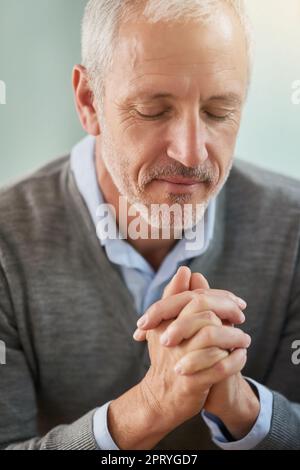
[160,332,170,346]
[245,334,252,347]
[240,312,246,323]
[137,315,148,328]
[133,329,143,341]
[237,298,247,309]
[177,266,185,277]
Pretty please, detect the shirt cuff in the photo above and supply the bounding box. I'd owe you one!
[202,377,273,450]
[93,402,120,450]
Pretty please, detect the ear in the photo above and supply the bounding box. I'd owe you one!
[72,64,100,136]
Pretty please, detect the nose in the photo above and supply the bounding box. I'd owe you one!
[166,113,209,168]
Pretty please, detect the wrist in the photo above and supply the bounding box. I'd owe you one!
[107,380,173,450]
[217,378,260,440]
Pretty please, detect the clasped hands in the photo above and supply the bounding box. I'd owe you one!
[133,267,260,440]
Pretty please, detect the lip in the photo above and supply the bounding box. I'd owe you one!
[156,177,200,185]
[153,177,204,195]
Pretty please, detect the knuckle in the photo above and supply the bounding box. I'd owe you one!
[195,292,209,310]
[199,325,215,345]
[203,310,215,322]
[182,357,192,371]
[162,286,169,296]
[224,290,237,301]
[167,322,179,339]
[190,291,198,301]
[226,301,242,319]
[193,288,206,295]
[213,358,228,376]
[202,310,221,326]
[149,301,161,318]
[208,346,222,358]
[233,302,242,315]
[233,328,245,341]
[190,293,204,310]
[190,290,200,301]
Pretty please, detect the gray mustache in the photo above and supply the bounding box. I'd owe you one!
[143,165,216,186]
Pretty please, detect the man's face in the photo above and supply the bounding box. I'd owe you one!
[96,4,248,218]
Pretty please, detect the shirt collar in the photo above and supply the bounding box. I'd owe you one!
[71,135,216,274]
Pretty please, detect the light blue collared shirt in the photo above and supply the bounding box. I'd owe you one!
[71,135,215,315]
[70,135,273,450]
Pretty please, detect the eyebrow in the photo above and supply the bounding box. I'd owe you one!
[127,91,174,102]
[207,93,243,106]
[127,91,242,106]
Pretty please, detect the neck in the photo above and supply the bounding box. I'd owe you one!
[95,150,178,271]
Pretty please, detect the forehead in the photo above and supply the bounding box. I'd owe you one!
[123,86,243,108]
[107,6,248,102]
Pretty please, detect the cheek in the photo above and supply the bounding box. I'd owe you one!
[122,126,167,175]
[206,128,238,180]
[208,120,240,148]
[125,123,166,155]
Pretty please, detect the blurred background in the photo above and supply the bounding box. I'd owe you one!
[0,0,299,185]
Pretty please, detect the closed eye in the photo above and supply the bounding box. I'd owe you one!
[133,109,233,122]
[134,110,169,120]
[204,111,232,122]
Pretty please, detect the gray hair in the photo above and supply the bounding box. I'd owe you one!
[82,0,253,103]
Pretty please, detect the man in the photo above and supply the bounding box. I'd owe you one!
[0,0,300,450]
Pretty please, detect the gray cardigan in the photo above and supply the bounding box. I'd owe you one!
[0,156,300,450]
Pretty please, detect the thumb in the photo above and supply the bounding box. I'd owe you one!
[162,266,191,299]
[133,266,191,342]
[190,272,210,291]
